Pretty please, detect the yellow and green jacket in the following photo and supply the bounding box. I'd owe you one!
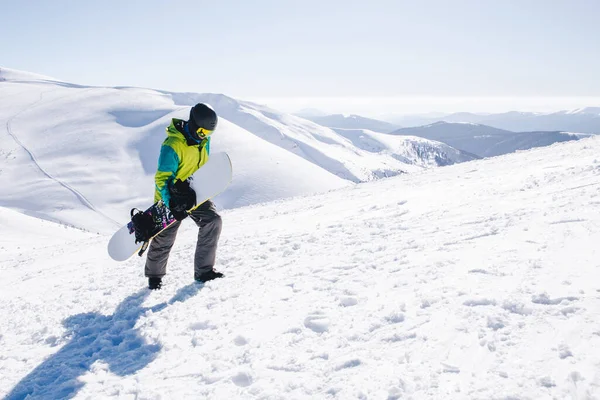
[154,119,211,205]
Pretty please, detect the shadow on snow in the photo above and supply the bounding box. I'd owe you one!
[6,283,204,400]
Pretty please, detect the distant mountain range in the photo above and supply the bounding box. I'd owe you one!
[183,93,472,182]
[390,122,593,157]
[292,108,597,159]
[390,108,600,134]
[296,107,600,137]
[297,113,400,133]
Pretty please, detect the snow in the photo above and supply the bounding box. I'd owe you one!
[3,132,600,398]
[3,68,600,398]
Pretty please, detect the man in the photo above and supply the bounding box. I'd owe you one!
[145,103,224,290]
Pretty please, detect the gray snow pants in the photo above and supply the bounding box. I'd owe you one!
[145,200,222,280]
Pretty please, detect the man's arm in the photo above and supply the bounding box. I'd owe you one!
[155,144,179,206]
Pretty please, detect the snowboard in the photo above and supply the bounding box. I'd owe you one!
[108,152,232,261]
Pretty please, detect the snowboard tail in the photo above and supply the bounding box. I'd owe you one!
[108,152,232,262]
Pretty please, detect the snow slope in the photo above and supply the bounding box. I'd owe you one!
[2,136,600,399]
[0,69,350,233]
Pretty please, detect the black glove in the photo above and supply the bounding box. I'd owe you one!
[131,209,155,243]
[168,179,196,221]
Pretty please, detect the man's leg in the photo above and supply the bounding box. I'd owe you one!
[189,200,223,280]
[145,221,182,279]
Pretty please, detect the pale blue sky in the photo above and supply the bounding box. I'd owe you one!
[2,0,599,114]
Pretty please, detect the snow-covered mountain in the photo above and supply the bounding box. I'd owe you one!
[3,135,600,399]
[332,127,478,167]
[166,92,471,182]
[395,108,600,133]
[392,121,512,142]
[0,68,473,233]
[391,121,590,157]
[300,113,400,133]
[0,68,349,233]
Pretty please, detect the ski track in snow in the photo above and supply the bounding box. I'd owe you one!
[3,88,121,228]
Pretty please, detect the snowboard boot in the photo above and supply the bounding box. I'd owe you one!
[148,277,163,290]
[195,269,224,283]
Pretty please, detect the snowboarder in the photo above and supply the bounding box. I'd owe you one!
[146,103,224,290]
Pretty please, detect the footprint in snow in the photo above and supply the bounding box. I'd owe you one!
[463,298,496,307]
[558,344,573,359]
[334,359,362,371]
[388,386,405,400]
[231,370,253,387]
[539,376,556,388]
[189,321,217,331]
[234,335,248,346]
[304,312,330,333]
[339,296,358,307]
[501,301,532,315]
[382,332,417,343]
[441,363,460,374]
[531,293,579,305]
[385,312,405,324]
[487,316,506,331]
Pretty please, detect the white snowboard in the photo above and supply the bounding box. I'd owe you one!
[108,152,233,262]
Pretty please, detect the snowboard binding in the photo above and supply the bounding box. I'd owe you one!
[130,208,154,256]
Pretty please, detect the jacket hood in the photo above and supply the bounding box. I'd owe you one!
[166,119,187,140]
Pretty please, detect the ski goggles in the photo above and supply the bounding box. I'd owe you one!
[196,127,214,139]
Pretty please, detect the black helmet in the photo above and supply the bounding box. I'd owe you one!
[187,103,218,141]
